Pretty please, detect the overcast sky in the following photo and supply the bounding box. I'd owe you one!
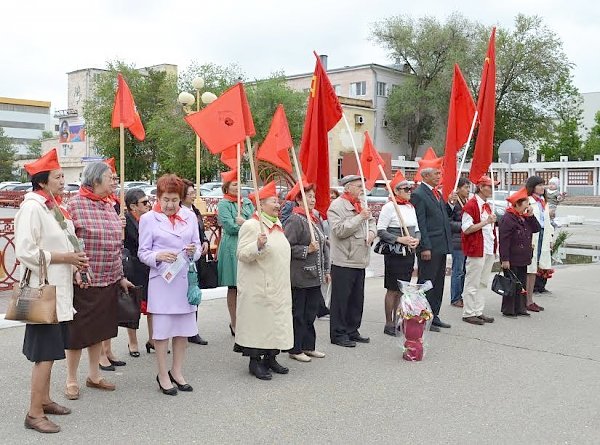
[2,0,599,111]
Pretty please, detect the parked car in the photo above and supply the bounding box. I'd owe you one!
[11,183,33,192]
[123,181,150,190]
[204,186,253,198]
[201,182,223,191]
[140,185,157,196]
[0,181,21,191]
[64,183,80,192]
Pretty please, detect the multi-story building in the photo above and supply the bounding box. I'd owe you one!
[0,97,56,155]
[285,56,414,184]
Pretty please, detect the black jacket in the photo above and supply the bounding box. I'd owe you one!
[447,200,465,252]
[410,183,452,255]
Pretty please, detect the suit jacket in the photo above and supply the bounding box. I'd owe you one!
[410,184,452,255]
[138,206,201,315]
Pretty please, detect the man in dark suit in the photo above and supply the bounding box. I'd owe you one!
[410,159,454,332]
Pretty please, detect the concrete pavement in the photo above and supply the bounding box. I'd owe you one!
[1,262,599,444]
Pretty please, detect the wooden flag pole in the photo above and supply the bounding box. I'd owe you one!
[454,110,478,191]
[290,146,316,243]
[236,142,242,217]
[377,164,410,238]
[246,137,265,234]
[119,123,125,238]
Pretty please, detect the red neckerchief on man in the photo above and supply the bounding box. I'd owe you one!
[293,205,319,223]
[152,202,186,227]
[341,192,362,213]
[482,201,492,215]
[34,190,71,219]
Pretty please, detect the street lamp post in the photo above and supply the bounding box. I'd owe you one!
[178,77,217,213]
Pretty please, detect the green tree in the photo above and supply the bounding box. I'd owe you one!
[581,111,600,160]
[26,130,53,159]
[0,128,16,181]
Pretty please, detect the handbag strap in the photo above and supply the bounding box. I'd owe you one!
[502,268,523,287]
[38,252,50,286]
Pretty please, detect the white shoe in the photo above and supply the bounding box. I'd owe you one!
[303,350,325,358]
[289,353,311,362]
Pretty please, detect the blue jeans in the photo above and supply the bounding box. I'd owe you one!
[450,249,466,303]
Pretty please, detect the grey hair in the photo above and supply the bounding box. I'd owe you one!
[125,188,146,210]
[420,167,437,177]
[81,162,110,187]
[394,180,409,191]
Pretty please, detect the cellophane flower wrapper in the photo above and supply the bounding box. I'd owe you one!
[395,280,433,362]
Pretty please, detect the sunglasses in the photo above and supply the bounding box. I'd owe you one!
[398,187,412,192]
[137,199,150,206]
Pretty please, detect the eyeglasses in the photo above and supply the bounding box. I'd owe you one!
[137,199,150,206]
[399,187,412,192]
[104,174,119,182]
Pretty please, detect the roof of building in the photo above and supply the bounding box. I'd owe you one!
[286,62,409,80]
[0,96,51,108]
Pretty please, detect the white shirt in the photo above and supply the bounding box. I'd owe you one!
[377,201,419,233]
[461,194,495,255]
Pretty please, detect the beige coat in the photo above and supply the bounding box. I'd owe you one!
[14,193,76,322]
[528,196,555,273]
[235,215,293,350]
[327,197,376,269]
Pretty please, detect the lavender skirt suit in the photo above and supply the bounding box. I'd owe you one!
[138,207,201,340]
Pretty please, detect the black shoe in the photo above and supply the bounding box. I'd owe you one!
[145,342,155,354]
[383,325,396,336]
[349,334,370,343]
[156,375,177,396]
[264,355,289,374]
[331,339,356,348]
[99,363,115,371]
[128,345,140,357]
[249,357,272,380]
[108,358,126,367]
[168,371,193,392]
[430,325,441,332]
[502,313,518,318]
[188,334,208,345]
[432,319,451,328]
[517,311,531,317]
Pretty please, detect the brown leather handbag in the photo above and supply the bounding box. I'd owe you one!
[5,253,58,324]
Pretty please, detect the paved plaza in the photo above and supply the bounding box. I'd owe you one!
[1,261,599,444]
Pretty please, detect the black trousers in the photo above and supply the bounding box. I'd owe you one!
[501,266,528,315]
[417,252,447,319]
[290,286,321,354]
[330,265,365,342]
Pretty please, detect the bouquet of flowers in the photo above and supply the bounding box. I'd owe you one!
[395,280,433,362]
[536,268,554,280]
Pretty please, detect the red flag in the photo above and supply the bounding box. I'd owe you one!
[184,83,255,154]
[299,52,343,217]
[413,147,437,183]
[111,73,145,141]
[257,105,293,173]
[359,132,384,189]
[220,144,245,170]
[442,64,477,199]
[470,28,496,183]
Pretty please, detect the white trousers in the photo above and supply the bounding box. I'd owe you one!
[462,254,496,317]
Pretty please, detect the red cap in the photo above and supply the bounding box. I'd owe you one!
[418,157,443,171]
[221,169,238,183]
[104,157,117,174]
[24,148,60,176]
[477,175,499,186]
[249,181,277,205]
[285,178,313,202]
[506,187,529,206]
[389,170,408,191]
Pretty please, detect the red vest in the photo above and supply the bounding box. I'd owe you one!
[461,196,497,257]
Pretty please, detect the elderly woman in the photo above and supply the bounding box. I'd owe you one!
[64,161,132,400]
[234,181,293,380]
[217,172,255,335]
[499,187,541,316]
[181,179,209,345]
[283,182,330,362]
[525,176,555,312]
[138,174,201,395]
[122,188,152,356]
[376,174,420,336]
[15,149,88,433]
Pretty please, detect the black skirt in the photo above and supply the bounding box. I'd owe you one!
[384,253,416,290]
[233,343,279,357]
[22,322,69,363]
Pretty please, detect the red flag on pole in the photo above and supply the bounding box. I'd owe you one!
[184,83,255,154]
[470,28,496,182]
[413,147,438,183]
[359,131,384,189]
[299,52,343,217]
[256,104,293,173]
[111,73,145,141]
[442,64,477,199]
[220,144,245,170]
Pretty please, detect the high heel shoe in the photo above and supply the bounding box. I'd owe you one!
[128,344,140,358]
[156,375,177,396]
[146,341,170,354]
[108,358,126,367]
[229,324,235,337]
[168,371,193,392]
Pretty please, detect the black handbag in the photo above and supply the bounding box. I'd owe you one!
[198,249,219,289]
[374,240,407,256]
[491,269,521,298]
[117,286,142,325]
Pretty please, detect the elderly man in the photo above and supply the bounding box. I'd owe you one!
[461,175,498,325]
[410,158,453,332]
[328,175,376,347]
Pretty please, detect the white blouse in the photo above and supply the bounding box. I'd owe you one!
[376,201,420,232]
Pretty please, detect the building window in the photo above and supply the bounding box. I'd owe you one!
[0,120,46,130]
[333,84,342,95]
[337,158,343,180]
[0,103,49,114]
[381,117,388,128]
[377,81,387,97]
[55,124,60,131]
[349,81,367,97]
